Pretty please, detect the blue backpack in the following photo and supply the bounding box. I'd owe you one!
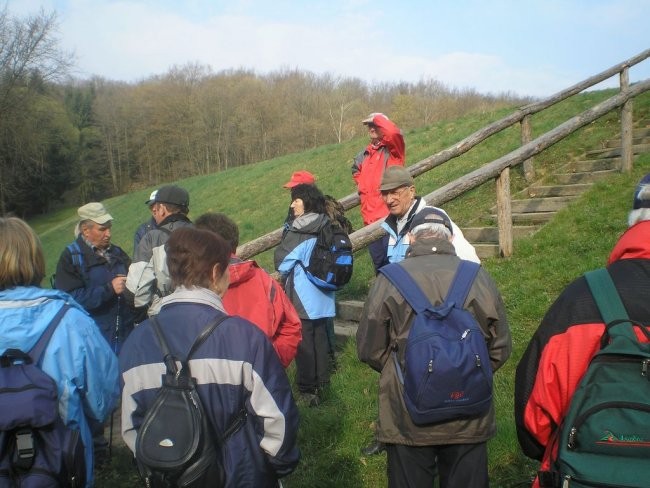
[0,304,86,487]
[379,260,493,425]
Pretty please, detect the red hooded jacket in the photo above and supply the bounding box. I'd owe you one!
[515,220,650,487]
[224,257,302,368]
[352,114,405,225]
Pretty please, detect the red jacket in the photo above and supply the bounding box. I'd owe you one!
[514,221,650,487]
[352,114,405,225]
[224,257,302,368]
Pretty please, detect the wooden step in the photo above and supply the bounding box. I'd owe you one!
[337,300,365,322]
[462,225,539,242]
[564,158,619,173]
[509,196,577,213]
[552,169,618,185]
[586,143,650,158]
[525,183,592,197]
[474,243,500,259]
[605,135,650,148]
[334,319,359,339]
[508,212,556,224]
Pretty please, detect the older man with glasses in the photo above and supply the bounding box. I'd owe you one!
[377,166,480,269]
[361,166,481,457]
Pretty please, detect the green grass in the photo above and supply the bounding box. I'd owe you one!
[29,89,650,487]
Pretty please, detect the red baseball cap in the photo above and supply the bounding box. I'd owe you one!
[283,170,316,188]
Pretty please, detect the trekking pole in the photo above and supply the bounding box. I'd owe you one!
[108,294,122,459]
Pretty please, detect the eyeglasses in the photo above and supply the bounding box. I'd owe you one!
[381,186,412,199]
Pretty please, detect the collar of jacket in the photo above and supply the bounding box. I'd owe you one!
[159,213,192,228]
[292,212,328,234]
[406,237,457,258]
[608,219,650,263]
[159,285,226,312]
[384,196,423,235]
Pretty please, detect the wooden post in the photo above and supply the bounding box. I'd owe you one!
[521,115,535,183]
[496,168,513,257]
[620,67,633,173]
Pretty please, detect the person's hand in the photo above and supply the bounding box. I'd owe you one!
[111,274,127,295]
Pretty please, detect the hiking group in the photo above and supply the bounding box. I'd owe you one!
[1,111,648,488]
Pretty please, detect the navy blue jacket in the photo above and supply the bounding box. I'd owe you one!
[55,236,134,350]
[119,287,300,487]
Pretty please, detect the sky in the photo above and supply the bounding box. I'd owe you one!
[5,0,650,98]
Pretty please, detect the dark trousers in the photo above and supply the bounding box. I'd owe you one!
[386,442,488,488]
[295,318,330,393]
[325,316,336,360]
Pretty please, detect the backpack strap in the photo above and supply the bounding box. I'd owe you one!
[67,241,84,270]
[149,314,230,374]
[444,260,481,309]
[583,268,645,344]
[379,262,433,313]
[584,268,629,325]
[149,314,246,439]
[379,260,481,313]
[29,304,71,364]
[149,315,179,376]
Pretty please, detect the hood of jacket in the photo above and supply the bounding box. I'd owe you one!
[608,220,650,264]
[0,286,88,351]
[228,258,260,287]
[291,212,329,235]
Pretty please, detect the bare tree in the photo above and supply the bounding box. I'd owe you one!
[0,6,74,215]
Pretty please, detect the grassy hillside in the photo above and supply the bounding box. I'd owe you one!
[33,89,648,298]
[27,89,650,487]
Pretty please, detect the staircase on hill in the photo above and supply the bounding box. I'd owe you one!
[464,120,650,259]
[335,121,650,333]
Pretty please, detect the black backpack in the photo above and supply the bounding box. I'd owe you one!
[135,315,246,488]
[302,219,354,291]
[0,304,87,488]
[542,268,650,488]
[379,260,493,425]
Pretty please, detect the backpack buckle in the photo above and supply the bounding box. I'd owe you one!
[642,359,650,378]
[15,428,35,470]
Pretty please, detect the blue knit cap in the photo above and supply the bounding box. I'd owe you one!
[632,174,650,209]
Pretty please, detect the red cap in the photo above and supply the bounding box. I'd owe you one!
[283,170,316,188]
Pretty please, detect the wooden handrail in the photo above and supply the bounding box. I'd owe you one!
[349,79,650,251]
[237,49,650,260]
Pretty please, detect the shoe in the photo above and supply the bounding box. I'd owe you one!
[361,440,386,456]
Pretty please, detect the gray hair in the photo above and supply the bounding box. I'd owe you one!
[74,219,94,237]
[628,207,650,227]
[409,223,452,241]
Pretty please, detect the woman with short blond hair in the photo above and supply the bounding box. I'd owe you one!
[0,217,119,487]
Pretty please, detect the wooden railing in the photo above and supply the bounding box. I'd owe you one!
[238,49,650,260]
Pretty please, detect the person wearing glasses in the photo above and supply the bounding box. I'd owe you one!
[378,166,479,268]
[351,112,405,272]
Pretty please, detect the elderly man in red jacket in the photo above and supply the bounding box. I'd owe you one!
[351,112,405,272]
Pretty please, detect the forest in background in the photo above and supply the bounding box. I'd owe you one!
[0,7,531,217]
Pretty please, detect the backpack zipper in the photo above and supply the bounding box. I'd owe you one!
[568,401,650,449]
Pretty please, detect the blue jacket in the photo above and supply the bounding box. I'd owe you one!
[54,236,134,350]
[119,287,301,488]
[274,213,335,320]
[0,286,120,487]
